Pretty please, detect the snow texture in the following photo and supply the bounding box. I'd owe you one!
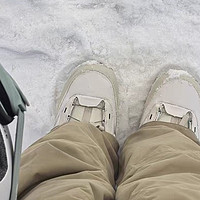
[1,0,200,150]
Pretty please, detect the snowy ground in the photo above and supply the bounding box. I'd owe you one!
[1,0,200,150]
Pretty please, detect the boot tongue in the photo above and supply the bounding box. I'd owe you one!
[68,96,105,130]
[158,103,193,129]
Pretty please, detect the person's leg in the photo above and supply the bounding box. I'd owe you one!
[116,122,200,200]
[18,122,119,200]
[117,69,200,199]
[18,61,119,200]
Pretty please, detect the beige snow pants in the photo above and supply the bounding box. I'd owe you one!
[18,121,200,200]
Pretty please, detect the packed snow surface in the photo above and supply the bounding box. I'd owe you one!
[1,0,200,150]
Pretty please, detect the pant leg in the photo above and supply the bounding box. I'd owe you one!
[116,121,200,200]
[18,122,119,200]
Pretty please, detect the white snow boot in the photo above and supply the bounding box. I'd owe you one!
[140,69,200,140]
[55,61,118,136]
